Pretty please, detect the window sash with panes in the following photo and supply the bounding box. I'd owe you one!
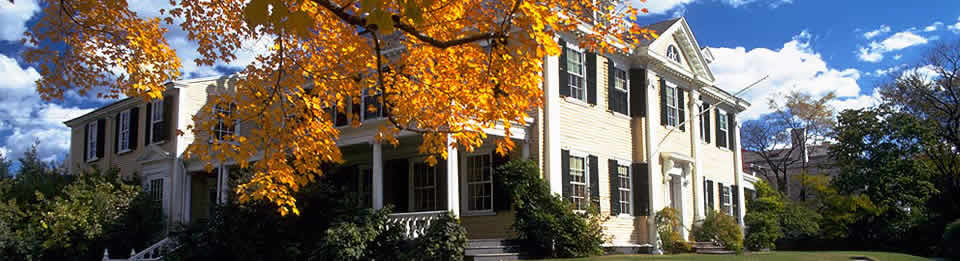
[699,103,708,141]
[665,85,679,126]
[86,121,98,161]
[149,179,163,203]
[569,155,588,211]
[118,110,130,152]
[150,100,163,143]
[721,185,732,215]
[413,162,439,211]
[566,47,586,101]
[213,103,236,141]
[617,164,632,215]
[612,68,629,114]
[718,110,729,148]
[361,88,384,121]
[466,154,493,212]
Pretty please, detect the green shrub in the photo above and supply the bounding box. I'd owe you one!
[696,210,743,253]
[416,212,468,261]
[499,159,605,258]
[743,181,784,251]
[655,207,692,254]
[944,218,960,260]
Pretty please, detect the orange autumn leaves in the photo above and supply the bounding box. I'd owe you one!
[27,0,657,215]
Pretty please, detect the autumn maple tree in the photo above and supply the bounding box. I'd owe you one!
[24,0,656,214]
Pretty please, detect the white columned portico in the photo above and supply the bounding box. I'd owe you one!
[733,118,747,226]
[689,89,704,221]
[544,52,562,195]
[217,164,229,204]
[446,135,460,216]
[372,142,384,209]
[645,72,664,255]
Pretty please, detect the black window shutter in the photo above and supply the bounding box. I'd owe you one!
[157,95,173,142]
[678,89,686,131]
[389,159,409,212]
[703,103,711,143]
[588,155,599,208]
[659,78,668,126]
[561,149,571,198]
[607,57,615,111]
[96,119,105,159]
[629,68,645,117]
[716,107,724,148]
[608,159,619,216]
[633,163,649,216]
[493,152,511,211]
[129,107,139,150]
[586,52,597,105]
[703,178,708,214]
[728,112,737,151]
[114,113,121,153]
[732,185,740,224]
[144,104,151,146]
[558,39,570,97]
[83,123,89,161]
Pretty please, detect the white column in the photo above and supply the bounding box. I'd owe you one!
[733,118,747,227]
[372,142,384,209]
[446,135,460,216]
[218,165,229,205]
[544,54,562,195]
[645,70,664,255]
[689,90,705,221]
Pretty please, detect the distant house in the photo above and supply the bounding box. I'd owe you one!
[67,17,755,257]
[742,130,837,201]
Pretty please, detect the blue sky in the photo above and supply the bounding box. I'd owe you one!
[0,0,958,164]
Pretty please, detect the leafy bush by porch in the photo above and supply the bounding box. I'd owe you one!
[0,145,164,261]
[655,207,692,254]
[943,218,960,260]
[168,171,467,261]
[692,210,743,253]
[498,159,606,258]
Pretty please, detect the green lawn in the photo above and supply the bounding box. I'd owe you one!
[543,251,931,261]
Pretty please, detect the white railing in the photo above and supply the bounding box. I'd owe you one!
[387,210,446,239]
[103,237,178,261]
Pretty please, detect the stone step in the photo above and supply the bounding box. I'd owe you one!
[465,246,519,255]
[693,241,719,249]
[465,253,520,261]
[467,239,510,248]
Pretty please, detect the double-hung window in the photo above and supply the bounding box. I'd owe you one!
[413,162,439,211]
[665,85,679,127]
[150,100,163,143]
[617,164,632,215]
[611,68,629,115]
[361,88,384,121]
[213,103,237,141]
[717,109,729,148]
[569,155,588,211]
[118,110,131,152]
[148,178,164,217]
[466,154,493,212]
[86,121,98,161]
[566,47,586,101]
[721,185,732,216]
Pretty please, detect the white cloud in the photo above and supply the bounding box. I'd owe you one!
[0,54,93,163]
[949,17,960,33]
[863,25,891,39]
[925,21,943,32]
[857,31,930,63]
[708,31,865,120]
[0,0,39,41]
[893,54,903,60]
[869,64,907,77]
[829,89,883,112]
[630,0,790,15]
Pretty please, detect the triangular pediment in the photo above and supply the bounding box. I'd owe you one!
[136,144,173,163]
[643,17,716,83]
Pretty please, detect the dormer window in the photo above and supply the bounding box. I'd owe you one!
[667,45,681,63]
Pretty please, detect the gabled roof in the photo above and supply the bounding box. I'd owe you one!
[637,17,718,86]
[641,18,681,40]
